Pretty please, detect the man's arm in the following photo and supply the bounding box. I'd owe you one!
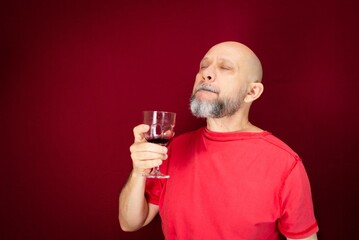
[119,170,159,231]
[287,233,318,240]
[118,124,168,231]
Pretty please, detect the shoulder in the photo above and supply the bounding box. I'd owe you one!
[262,132,297,155]
[260,132,301,162]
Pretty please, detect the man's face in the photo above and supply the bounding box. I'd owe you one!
[190,44,249,118]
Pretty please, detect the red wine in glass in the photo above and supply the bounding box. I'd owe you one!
[146,137,170,146]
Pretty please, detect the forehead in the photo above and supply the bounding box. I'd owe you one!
[202,44,243,63]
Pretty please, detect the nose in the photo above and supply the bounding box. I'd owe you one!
[201,69,215,82]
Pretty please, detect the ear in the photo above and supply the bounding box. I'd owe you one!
[244,82,264,103]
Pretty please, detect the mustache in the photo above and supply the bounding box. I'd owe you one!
[194,83,220,94]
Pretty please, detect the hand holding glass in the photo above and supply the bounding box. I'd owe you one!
[143,111,176,179]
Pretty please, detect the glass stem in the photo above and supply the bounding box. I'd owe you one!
[152,166,160,175]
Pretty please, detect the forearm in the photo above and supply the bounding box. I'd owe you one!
[119,171,149,231]
[119,124,164,231]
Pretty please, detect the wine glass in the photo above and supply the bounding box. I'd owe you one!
[143,110,176,179]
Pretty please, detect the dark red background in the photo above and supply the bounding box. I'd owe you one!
[1,1,358,239]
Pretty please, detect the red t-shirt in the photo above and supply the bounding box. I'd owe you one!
[145,127,318,240]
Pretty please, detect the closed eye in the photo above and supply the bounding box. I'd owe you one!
[220,66,232,70]
[200,65,209,69]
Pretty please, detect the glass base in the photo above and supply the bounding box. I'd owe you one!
[144,167,170,179]
[145,172,170,179]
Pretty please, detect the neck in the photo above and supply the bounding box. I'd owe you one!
[206,109,263,133]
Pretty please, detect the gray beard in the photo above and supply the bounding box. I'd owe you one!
[189,94,243,118]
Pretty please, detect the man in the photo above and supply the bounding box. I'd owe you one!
[119,41,319,239]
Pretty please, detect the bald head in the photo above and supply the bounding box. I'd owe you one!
[205,41,263,83]
[190,41,264,119]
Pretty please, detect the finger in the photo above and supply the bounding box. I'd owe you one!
[131,151,168,161]
[130,141,167,156]
[130,141,167,153]
[133,159,163,174]
[133,124,150,143]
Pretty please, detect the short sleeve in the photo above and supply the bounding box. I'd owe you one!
[144,156,169,205]
[145,178,165,205]
[278,159,319,238]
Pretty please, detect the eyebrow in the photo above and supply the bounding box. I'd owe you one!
[200,57,236,66]
[218,59,235,66]
[200,57,210,64]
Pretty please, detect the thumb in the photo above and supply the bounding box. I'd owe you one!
[133,124,150,143]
